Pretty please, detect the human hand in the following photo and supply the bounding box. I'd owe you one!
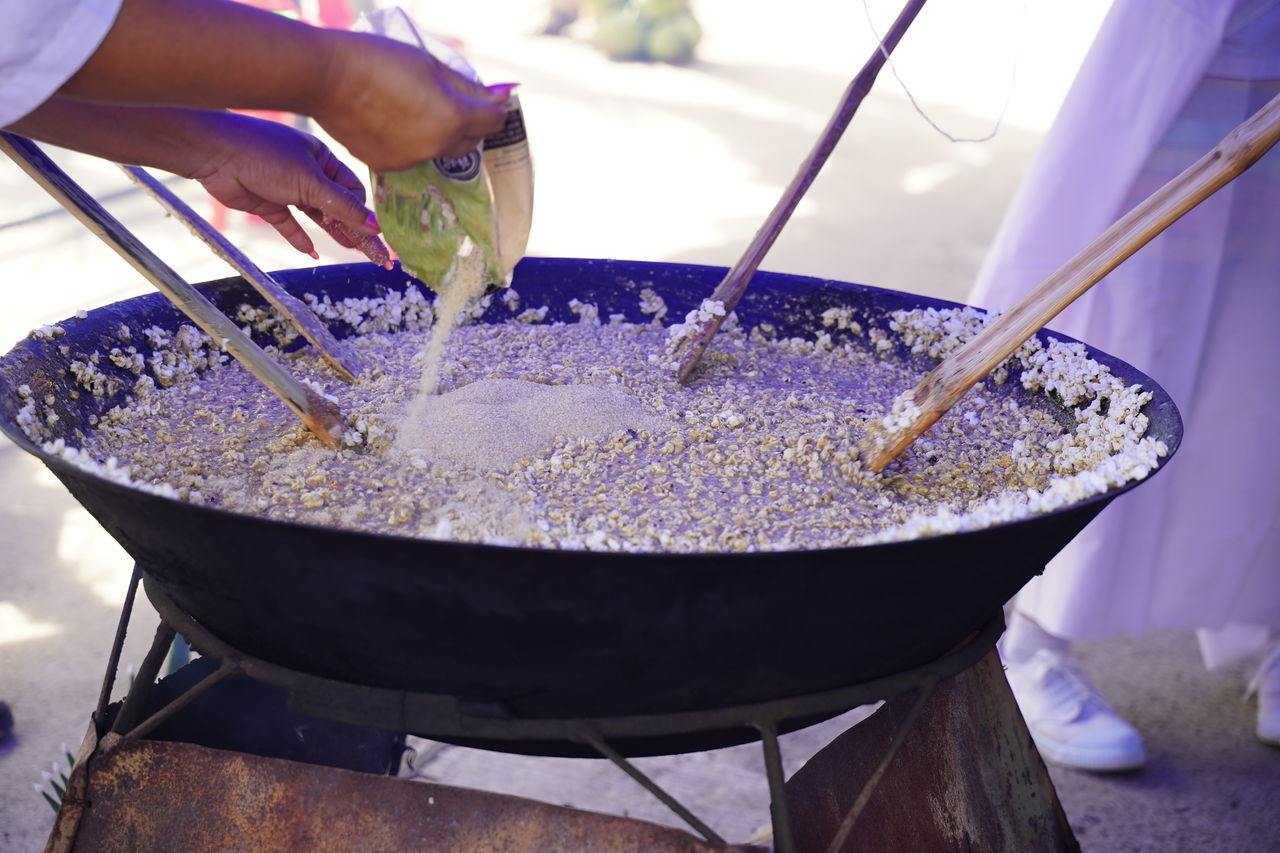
[184,111,389,262]
[312,31,513,173]
[50,0,512,176]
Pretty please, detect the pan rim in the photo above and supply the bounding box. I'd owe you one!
[0,257,1183,561]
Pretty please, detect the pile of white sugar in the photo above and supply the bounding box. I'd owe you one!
[397,378,670,470]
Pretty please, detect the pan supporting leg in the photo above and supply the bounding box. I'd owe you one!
[783,649,1078,852]
[103,617,240,749]
[111,658,239,746]
[754,718,796,853]
[574,683,938,853]
[818,681,936,853]
[92,567,244,750]
[574,727,728,847]
[109,622,176,737]
[131,577,1015,847]
[93,564,141,728]
[748,680,935,853]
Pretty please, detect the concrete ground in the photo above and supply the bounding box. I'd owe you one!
[1,1,1276,850]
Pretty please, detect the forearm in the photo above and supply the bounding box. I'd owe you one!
[7,98,227,178]
[25,0,507,172]
[59,0,342,117]
[8,97,386,260]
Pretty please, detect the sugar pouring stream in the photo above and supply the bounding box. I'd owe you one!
[354,6,535,449]
[861,91,1280,473]
[400,238,488,431]
[0,132,346,449]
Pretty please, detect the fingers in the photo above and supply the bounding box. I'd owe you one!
[321,219,394,269]
[486,83,520,100]
[301,176,378,237]
[439,66,512,138]
[255,204,319,258]
[318,29,521,171]
[302,206,355,249]
[302,201,393,269]
[438,132,490,159]
[458,92,513,146]
[300,138,384,253]
[435,62,514,105]
[312,142,367,198]
[432,99,507,159]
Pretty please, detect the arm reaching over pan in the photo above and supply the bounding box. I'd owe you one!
[54,0,512,172]
[10,100,383,261]
[2,0,514,258]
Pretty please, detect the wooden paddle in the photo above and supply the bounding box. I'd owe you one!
[861,92,1280,474]
[0,133,346,449]
[119,163,367,382]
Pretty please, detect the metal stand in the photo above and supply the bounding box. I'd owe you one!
[78,568,1018,852]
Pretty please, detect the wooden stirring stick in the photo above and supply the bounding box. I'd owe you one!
[672,0,928,383]
[862,92,1280,474]
[0,133,345,449]
[119,164,366,382]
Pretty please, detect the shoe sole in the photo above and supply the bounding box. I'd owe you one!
[1029,730,1146,772]
[1258,702,1279,747]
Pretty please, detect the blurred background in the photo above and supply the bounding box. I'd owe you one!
[0,0,1110,349]
[13,3,1273,851]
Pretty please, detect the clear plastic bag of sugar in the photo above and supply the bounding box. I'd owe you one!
[356,7,533,295]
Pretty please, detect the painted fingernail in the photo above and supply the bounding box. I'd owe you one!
[309,250,320,260]
[487,82,520,98]
[365,212,381,233]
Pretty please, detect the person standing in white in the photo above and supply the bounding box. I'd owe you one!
[970,0,1280,771]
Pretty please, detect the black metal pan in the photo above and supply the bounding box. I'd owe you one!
[0,258,1181,750]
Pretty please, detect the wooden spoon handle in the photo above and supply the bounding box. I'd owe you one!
[118,164,364,382]
[864,92,1280,473]
[672,0,929,383]
[0,133,344,449]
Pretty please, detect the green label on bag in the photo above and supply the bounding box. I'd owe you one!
[373,154,501,294]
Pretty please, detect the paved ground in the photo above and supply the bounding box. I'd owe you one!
[1,2,1277,850]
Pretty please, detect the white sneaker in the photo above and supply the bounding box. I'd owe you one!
[1245,643,1280,747]
[1004,649,1146,772]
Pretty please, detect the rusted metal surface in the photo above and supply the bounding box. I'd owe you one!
[785,650,1079,853]
[43,722,98,853]
[55,739,762,852]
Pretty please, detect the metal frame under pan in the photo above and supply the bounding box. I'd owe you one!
[0,259,1183,755]
[99,570,1005,851]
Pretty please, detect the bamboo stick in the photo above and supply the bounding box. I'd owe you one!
[0,133,344,449]
[119,164,365,381]
[671,0,929,383]
[862,92,1280,473]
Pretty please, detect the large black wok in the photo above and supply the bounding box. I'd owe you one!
[0,259,1181,745]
